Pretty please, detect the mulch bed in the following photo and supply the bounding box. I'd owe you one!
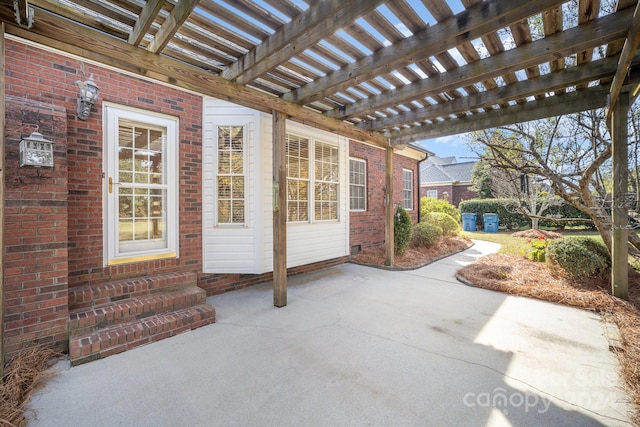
[351,236,472,268]
[510,229,563,239]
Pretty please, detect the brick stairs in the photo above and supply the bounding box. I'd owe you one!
[68,271,215,366]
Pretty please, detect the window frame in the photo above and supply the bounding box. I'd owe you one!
[285,132,340,223]
[426,189,438,199]
[103,103,179,265]
[402,168,414,211]
[349,157,367,212]
[215,125,247,226]
[314,140,340,221]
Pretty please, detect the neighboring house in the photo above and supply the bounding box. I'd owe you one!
[3,40,428,364]
[420,156,477,206]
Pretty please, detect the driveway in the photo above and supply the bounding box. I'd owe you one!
[27,241,633,426]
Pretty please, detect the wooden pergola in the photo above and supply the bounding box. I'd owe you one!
[0,0,639,314]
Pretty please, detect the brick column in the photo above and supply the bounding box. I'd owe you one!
[3,96,69,357]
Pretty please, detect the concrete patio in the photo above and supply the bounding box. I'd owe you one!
[27,241,633,426]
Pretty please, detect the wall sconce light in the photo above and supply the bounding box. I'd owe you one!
[76,73,99,120]
[19,130,54,167]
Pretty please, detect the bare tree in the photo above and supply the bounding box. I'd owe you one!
[486,166,559,230]
[470,104,640,257]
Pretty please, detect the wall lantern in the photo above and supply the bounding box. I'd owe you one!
[19,130,54,167]
[76,73,99,120]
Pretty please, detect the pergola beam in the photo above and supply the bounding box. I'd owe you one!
[147,0,198,53]
[222,0,385,85]
[388,86,609,143]
[607,0,640,121]
[363,55,622,131]
[333,8,632,121]
[283,0,567,106]
[12,0,31,28]
[0,3,389,147]
[128,0,164,47]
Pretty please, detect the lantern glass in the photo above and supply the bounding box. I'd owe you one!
[19,131,54,167]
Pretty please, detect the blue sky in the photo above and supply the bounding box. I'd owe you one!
[419,135,480,161]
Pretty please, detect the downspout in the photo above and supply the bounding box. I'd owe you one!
[416,151,429,224]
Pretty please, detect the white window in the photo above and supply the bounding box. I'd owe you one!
[104,104,178,264]
[286,133,339,222]
[426,190,438,199]
[314,142,339,220]
[403,169,414,210]
[286,134,310,222]
[349,158,366,211]
[216,125,245,225]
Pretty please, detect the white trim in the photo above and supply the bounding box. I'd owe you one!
[214,124,248,226]
[349,157,367,212]
[103,102,179,265]
[402,168,414,211]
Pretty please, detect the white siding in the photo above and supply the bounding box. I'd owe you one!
[202,99,263,273]
[261,118,349,269]
[203,98,349,274]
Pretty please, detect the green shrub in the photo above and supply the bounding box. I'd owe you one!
[422,212,460,236]
[394,206,413,255]
[547,237,611,279]
[412,222,443,248]
[459,197,595,230]
[420,197,459,220]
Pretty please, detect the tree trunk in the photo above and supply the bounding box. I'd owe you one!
[531,216,539,230]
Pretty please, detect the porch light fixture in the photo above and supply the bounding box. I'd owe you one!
[76,73,99,120]
[19,130,54,167]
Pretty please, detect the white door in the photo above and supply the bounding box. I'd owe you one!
[104,104,178,265]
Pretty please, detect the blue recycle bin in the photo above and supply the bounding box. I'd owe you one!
[461,213,477,232]
[483,213,499,233]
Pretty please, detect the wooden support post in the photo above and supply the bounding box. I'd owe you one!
[612,91,630,300]
[384,145,394,267]
[0,22,5,378]
[272,110,287,307]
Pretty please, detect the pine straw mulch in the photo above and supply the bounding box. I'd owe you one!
[1,347,61,427]
[458,255,640,425]
[351,235,472,268]
[510,229,564,239]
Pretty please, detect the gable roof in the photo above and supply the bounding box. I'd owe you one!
[421,160,477,184]
[425,156,457,166]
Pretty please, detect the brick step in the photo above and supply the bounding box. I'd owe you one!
[69,271,197,310]
[69,286,206,337]
[69,304,216,366]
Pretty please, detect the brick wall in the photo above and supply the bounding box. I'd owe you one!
[421,183,476,207]
[3,41,426,358]
[452,185,476,207]
[3,96,69,356]
[349,141,419,252]
[5,40,204,288]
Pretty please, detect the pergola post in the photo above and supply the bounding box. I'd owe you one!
[611,91,630,300]
[272,110,287,307]
[384,145,394,267]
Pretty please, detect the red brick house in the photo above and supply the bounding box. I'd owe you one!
[3,39,428,364]
[420,156,477,207]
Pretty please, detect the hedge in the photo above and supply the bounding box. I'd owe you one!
[458,198,595,230]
